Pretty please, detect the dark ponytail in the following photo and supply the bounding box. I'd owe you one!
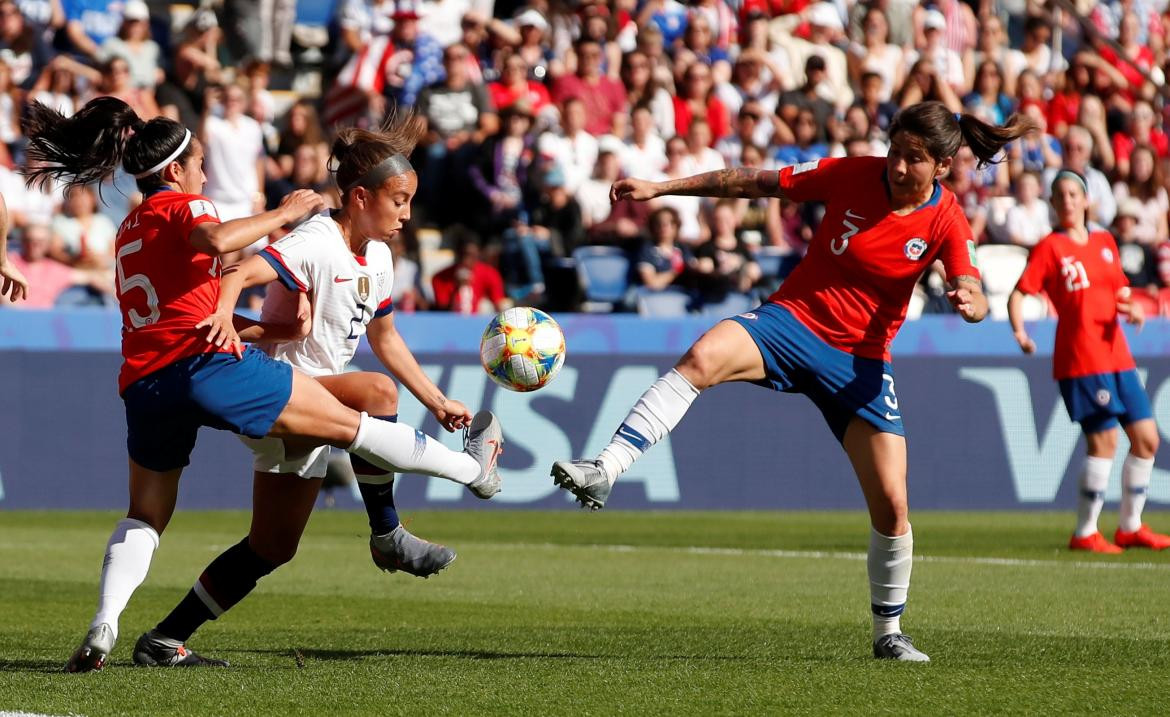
[889,100,1040,169]
[22,96,195,193]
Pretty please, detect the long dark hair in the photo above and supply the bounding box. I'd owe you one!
[889,100,1038,168]
[329,108,426,200]
[21,96,194,193]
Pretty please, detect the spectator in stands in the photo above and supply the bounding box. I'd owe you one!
[1011,15,1062,84]
[157,9,222,128]
[1045,126,1117,228]
[99,0,158,90]
[944,145,990,244]
[63,0,126,62]
[265,144,339,211]
[1075,94,1117,175]
[672,60,728,143]
[773,107,829,167]
[383,0,444,109]
[637,0,688,49]
[898,58,962,113]
[529,164,584,258]
[847,5,905,104]
[682,118,725,174]
[387,230,427,312]
[508,9,559,83]
[92,55,158,118]
[575,3,622,81]
[623,104,666,176]
[1112,100,1168,180]
[621,48,673,139]
[715,48,782,120]
[963,60,1014,126]
[1,223,82,308]
[275,100,329,183]
[0,58,18,149]
[201,84,265,230]
[852,70,898,135]
[716,101,772,168]
[1113,198,1161,291]
[733,142,781,248]
[539,97,597,194]
[49,184,115,270]
[243,60,276,144]
[1004,171,1051,248]
[782,2,852,111]
[552,38,627,137]
[1095,10,1156,108]
[915,9,968,95]
[578,146,623,229]
[30,60,77,116]
[0,0,51,89]
[636,205,692,293]
[778,55,834,144]
[692,199,760,304]
[468,100,538,237]
[680,11,729,82]
[656,135,703,245]
[431,238,507,314]
[1007,102,1061,181]
[15,0,62,46]
[1113,145,1168,245]
[489,52,552,117]
[972,14,1023,98]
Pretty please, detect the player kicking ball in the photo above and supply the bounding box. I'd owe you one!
[552,101,1036,661]
[1009,170,1170,554]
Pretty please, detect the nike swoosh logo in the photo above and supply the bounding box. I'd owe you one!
[486,439,501,470]
[885,412,901,421]
[845,209,865,220]
[334,277,353,283]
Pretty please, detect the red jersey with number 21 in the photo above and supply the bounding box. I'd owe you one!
[1015,230,1134,380]
[115,190,227,393]
[770,156,980,361]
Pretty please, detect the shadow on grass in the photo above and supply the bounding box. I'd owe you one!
[0,658,67,673]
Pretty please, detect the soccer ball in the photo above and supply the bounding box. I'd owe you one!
[480,307,566,392]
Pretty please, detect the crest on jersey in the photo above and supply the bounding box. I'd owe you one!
[1102,247,1114,263]
[1096,389,1111,406]
[904,237,928,261]
[357,276,371,302]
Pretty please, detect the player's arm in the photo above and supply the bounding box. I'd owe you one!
[188,190,324,256]
[0,195,28,302]
[366,313,473,432]
[1006,287,1036,354]
[611,168,784,202]
[235,290,312,343]
[196,255,285,357]
[945,274,987,323]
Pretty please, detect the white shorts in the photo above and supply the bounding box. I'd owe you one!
[240,435,330,479]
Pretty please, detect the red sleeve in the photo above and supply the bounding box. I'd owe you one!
[1016,239,1054,295]
[777,156,851,204]
[175,195,221,243]
[936,202,981,282]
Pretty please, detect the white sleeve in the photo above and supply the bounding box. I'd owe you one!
[261,231,321,293]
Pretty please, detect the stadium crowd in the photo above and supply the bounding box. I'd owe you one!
[0,0,1168,317]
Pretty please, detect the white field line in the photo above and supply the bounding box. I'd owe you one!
[484,541,1170,572]
[0,712,84,717]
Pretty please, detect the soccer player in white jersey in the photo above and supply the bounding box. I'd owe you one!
[130,112,504,667]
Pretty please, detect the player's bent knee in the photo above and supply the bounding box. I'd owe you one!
[363,373,399,415]
[677,342,723,390]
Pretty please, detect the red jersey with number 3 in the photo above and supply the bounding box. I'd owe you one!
[1015,230,1134,379]
[769,156,980,361]
[115,190,227,393]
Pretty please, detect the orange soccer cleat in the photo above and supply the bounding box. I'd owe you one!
[1068,531,1124,554]
[1114,524,1170,550]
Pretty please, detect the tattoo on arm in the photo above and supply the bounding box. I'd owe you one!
[669,168,780,198]
[953,274,982,291]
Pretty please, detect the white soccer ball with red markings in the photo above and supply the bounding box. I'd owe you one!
[480,307,566,392]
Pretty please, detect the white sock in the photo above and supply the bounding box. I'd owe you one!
[1119,454,1154,533]
[869,526,913,641]
[348,413,480,485]
[597,369,700,484]
[1075,456,1113,538]
[90,518,160,640]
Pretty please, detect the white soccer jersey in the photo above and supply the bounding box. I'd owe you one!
[258,212,395,377]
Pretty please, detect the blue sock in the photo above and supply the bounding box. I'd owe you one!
[354,414,401,535]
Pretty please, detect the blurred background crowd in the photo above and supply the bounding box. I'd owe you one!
[1,0,1169,319]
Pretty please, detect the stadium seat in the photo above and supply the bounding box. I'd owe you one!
[635,287,691,317]
[976,244,1030,320]
[573,246,631,312]
[699,292,755,318]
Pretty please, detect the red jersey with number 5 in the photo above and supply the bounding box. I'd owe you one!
[769,156,980,361]
[1015,230,1134,379]
[115,189,227,393]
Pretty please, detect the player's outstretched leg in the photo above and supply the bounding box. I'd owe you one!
[370,525,457,578]
[464,411,504,498]
[1113,421,1170,550]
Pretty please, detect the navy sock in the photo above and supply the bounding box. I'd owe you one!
[354,414,401,535]
[156,537,276,643]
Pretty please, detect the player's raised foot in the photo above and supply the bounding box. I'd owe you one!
[551,460,612,511]
[370,525,457,578]
[1114,524,1170,550]
[65,623,115,673]
[464,411,503,499]
[873,633,930,662]
[1069,531,1123,554]
[132,630,229,668]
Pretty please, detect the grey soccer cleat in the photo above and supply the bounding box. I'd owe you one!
[551,460,612,511]
[65,622,115,673]
[132,630,229,668]
[873,633,930,662]
[370,525,457,578]
[464,411,503,499]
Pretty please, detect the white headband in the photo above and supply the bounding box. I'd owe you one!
[133,129,192,179]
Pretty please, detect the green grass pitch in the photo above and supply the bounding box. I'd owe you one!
[2,509,1169,715]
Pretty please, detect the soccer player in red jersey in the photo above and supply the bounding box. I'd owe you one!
[1009,171,1170,554]
[552,101,1035,662]
[22,98,503,672]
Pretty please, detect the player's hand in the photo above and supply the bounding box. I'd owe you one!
[432,398,473,432]
[278,189,326,225]
[1117,287,1145,330]
[0,258,28,302]
[610,177,659,203]
[946,287,980,321]
[195,310,244,359]
[1013,329,1036,355]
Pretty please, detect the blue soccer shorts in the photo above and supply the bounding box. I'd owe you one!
[730,302,904,443]
[122,347,294,472]
[1058,369,1152,435]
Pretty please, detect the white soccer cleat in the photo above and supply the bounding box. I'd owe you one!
[65,623,115,673]
[873,633,930,662]
[464,411,503,499]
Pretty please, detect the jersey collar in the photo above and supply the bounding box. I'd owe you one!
[881,174,942,212]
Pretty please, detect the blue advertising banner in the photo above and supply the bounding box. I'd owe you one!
[2,324,1170,510]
